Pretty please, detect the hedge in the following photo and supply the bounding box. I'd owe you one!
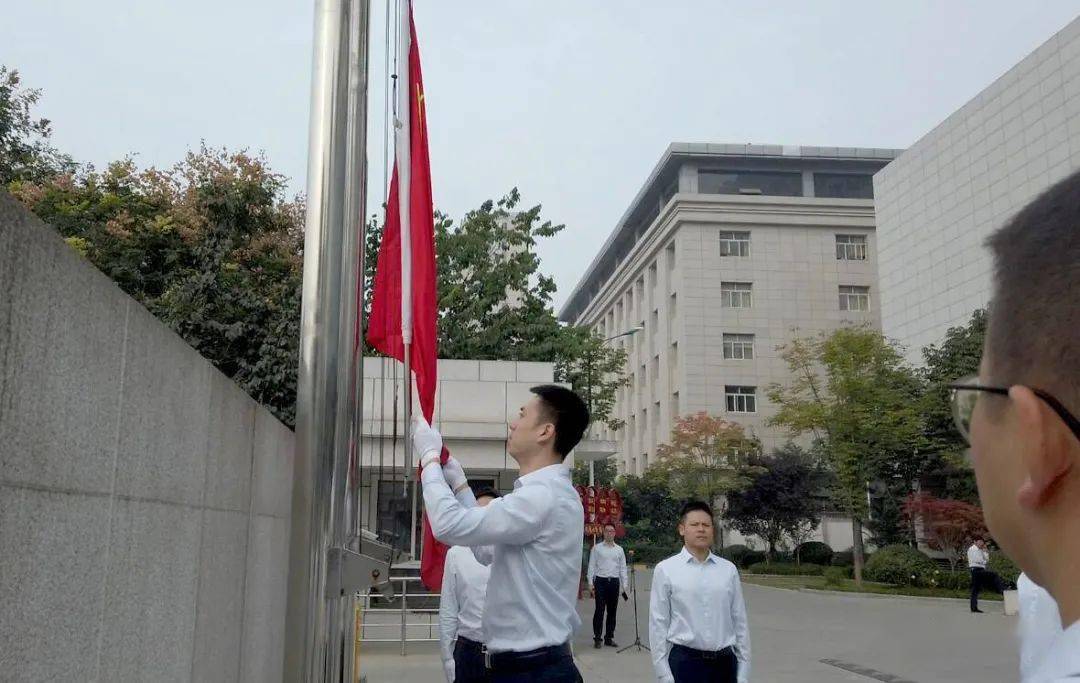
[745,562,826,576]
[988,551,1020,586]
[864,545,937,587]
[796,541,834,566]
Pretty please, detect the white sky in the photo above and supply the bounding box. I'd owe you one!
[3,1,1077,309]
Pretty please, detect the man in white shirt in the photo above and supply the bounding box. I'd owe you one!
[440,487,500,683]
[649,501,750,683]
[415,385,589,682]
[967,538,996,613]
[586,523,628,648]
[950,169,1080,682]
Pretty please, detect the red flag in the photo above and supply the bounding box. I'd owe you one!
[367,2,447,591]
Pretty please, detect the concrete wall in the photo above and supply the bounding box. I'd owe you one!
[875,17,1080,363]
[0,193,294,682]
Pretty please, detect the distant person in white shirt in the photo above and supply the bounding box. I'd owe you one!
[415,385,589,682]
[966,538,1004,613]
[949,169,1080,682]
[649,501,750,683]
[586,523,628,648]
[440,486,500,683]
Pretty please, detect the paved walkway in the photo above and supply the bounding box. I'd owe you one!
[359,570,1019,682]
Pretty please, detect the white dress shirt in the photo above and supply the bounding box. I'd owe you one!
[587,542,628,588]
[649,547,750,683]
[1018,573,1063,681]
[422,462,584,654]
[439,545,490,682]
[1025,620,1080,682]
[968,545,989,569]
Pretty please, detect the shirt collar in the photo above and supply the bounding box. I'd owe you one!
[513,462,570,489]
[679,546,719,564]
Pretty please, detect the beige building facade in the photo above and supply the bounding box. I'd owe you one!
[560,144,900,477]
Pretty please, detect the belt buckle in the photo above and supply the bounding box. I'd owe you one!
[702,649,719,660]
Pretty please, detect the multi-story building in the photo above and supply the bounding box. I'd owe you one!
[559,143,900,478]
[875,17,1080,363]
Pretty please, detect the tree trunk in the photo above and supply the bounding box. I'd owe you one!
[852,516,865,587]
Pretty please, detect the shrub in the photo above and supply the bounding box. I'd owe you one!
[823,567,848,587]
[796,541,834,566]
[720,544,751,566]
[742,550,767,568]
[864,545,937,587]
[625,542,681,565]
[831,549,854,567]
[928,569,971,591]
[745,562,825,576]
[988,551,1020,587]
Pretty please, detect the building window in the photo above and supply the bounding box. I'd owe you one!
[719,230,751,257]
[699,169,803,197]
[723,333,755,360]
[670,391,680,422]
[815,173,874,199]
[836,234,868,261]
[839,285,871,311]
[725,386,757,414]
[721,282,753,308]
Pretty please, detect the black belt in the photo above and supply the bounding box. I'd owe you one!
[671,644,735,660]
[457,636,485,652]
[487,642,572,673]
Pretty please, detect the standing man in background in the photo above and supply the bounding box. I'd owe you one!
[967,538,1005,613]
[649,501,750,683]
[439,487,501,682]
[587,523,628,649]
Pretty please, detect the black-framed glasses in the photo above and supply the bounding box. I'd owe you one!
[948,375,1080,444]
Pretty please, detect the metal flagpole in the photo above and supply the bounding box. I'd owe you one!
[394,0,417,562]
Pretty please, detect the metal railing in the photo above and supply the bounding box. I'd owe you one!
[358,575,440,655]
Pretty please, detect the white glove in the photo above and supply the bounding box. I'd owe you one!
[443,456,469,493]
[443,657,455,682]
[412,417,443,468]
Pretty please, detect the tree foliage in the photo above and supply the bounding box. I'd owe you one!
[616,468,685,561]
[572,455,617,488]
[0,66,76,185]
[724,443,832,560]
[767,326,927,583]
[903,492,987,571]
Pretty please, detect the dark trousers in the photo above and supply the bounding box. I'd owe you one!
[668,644,738,683]
[454,637,491,683]
[970,567,1004,610]
[490,648,581,683]
[592,576,619,641]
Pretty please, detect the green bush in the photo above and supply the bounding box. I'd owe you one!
[988,551,1020,587]
[864,545,937,587]
[927,569,971,591]
[745,562,826,576]
[720,544,751,566]
[796,542,834,566]
[823,567,848,587]
[625,542,681,565]
[742,550,767,568]
[831,549,854,566]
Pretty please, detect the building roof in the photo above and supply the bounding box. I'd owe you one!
[557,143,903,323]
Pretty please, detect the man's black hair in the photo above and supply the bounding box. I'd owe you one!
[529,384,590,459]
[679,500,714,523]
[473,485,500,501]
[985,168,1080,412]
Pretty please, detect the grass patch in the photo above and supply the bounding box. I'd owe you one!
[742,574,1003,601]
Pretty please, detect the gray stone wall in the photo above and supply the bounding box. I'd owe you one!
[0,192,294,682]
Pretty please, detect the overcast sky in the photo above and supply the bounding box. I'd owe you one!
[4,2,1078,310]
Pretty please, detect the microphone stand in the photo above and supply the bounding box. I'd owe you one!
[618,551,649,653]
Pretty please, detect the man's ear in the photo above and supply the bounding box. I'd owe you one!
[1013,385,1073,509]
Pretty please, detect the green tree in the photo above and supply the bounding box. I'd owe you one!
[653,412,762,546]
[572,456,617,488]
[919,309,987,502]
[617,468,684,562]
[12,147,305,426]
[554,327,628,431]
[1,66,76,186]
[767,327,926,585]
[724,444,832,561]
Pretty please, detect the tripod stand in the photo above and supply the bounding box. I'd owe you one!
[617,555,650,653]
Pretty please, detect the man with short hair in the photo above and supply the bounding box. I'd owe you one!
[586,523,628,648]
[415,385,589,682]
[439,486,500,683]
[950,168,1080,681]
[649,501,750,683]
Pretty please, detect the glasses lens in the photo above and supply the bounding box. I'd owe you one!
[951,377,980,442]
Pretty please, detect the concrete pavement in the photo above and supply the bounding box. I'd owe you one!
[359,570,1018,682]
